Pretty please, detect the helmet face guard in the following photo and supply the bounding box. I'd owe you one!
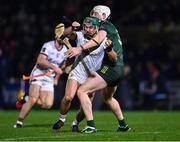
[90,5,111,21]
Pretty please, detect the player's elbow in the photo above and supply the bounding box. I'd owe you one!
[36,55,49,69]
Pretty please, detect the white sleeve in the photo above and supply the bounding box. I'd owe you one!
[76,31,85,46]
[40,43,49,56]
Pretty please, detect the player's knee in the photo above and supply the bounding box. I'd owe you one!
[64,95,73,104]
[103,97,112,105]
[28,96,38,105]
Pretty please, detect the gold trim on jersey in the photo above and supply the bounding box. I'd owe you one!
[100,65,108,74]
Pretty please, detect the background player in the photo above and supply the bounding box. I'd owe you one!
[13,23,67,128]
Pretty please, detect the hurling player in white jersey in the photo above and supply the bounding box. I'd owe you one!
[13,23,67,128]
[52,16,106,131]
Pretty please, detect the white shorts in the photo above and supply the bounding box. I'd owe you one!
[68,56,102,84]
[68,70,87,85]
[30,67,55,92]
[30,78,54,92]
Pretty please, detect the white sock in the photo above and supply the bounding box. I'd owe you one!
[25,95,29,102]
[71,119,78,126]
[59,114,66,123]
[16,120,23,125]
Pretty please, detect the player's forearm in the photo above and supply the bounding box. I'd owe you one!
[104,39,117,62]
[37,56,56,70]
[81,30,107,50]
[37,61,56,71]
[106,49,117,62]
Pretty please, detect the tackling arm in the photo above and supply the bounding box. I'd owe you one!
[66,30,107,58]
[104,39,117,62]
[106,48,117,62]
[80,30,107,50]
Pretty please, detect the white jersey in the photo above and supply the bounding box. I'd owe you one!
[69,31,105,84]
[30,40,67,91]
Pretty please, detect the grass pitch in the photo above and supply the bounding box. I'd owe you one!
[0,110,180,141]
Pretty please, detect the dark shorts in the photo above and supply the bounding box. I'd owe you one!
[97,64,124,87]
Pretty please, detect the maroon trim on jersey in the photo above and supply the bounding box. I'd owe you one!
[54,40,64,51]
[40,53,48,57]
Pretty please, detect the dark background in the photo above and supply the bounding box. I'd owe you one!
[1,0,180,110]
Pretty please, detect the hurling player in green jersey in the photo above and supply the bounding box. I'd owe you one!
[66,5,131,133]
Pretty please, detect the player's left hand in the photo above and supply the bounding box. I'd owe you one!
[104,39,113,51]
[65,47,82,58]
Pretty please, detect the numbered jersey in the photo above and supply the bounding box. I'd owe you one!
[100,21,124,67]
[30,40,67,83]
[96,21,125,86]
[68,31,105,84]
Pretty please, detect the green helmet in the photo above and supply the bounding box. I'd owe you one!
[83,16,100,27]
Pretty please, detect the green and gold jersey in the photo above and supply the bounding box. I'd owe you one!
[99,21,124,67]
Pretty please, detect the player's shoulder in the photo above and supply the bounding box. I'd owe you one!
[100,21,117,32]
[101,21,115,28]
[76,31,83,36]
[100,21,116,33]
[42,40,54,48]
[76,31,84,39]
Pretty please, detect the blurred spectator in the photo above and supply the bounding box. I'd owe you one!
[0,48,9,109]
[0,49,5,109]
[117,64,138,110]
[139,62,169,110]
[2,77,19,109]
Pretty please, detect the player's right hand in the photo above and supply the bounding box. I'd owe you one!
[65,47,82,58]
[54,67,63,75]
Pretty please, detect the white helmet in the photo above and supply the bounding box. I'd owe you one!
[90,5,111,21]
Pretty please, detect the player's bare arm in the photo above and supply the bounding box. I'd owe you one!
[104,39,117,62]
[36,53,62,74]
